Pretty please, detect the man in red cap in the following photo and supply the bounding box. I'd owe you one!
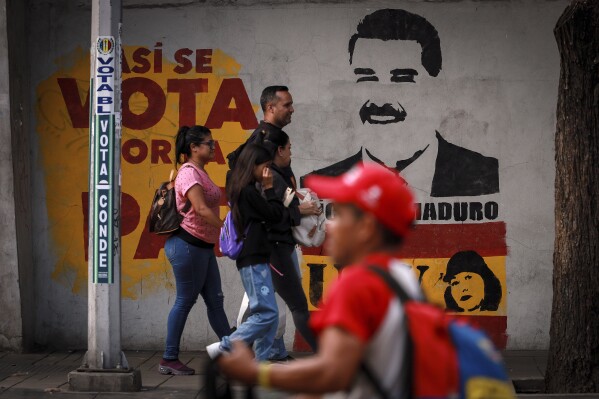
[216,162,422,398]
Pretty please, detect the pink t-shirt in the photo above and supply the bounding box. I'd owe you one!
[175,163,221,243]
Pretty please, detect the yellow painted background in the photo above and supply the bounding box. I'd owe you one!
[36,46,507,318]
[300,254,507,316]
[36,46,257,299]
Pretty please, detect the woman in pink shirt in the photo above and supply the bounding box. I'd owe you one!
[159,125,232,376]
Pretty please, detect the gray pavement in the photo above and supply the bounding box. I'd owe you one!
[0,350,598,398]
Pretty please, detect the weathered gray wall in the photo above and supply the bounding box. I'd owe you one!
[27,0,565,352]
[8,0,34,353]
[0,0,21,352]
[0,0,33,352]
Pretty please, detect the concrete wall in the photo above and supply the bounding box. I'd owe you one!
[0,0,33,352]
[28,0,565,351]
[0,0,21,352]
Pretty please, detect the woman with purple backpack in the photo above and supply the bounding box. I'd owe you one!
[158,125,232,376]
[206,144,285,361]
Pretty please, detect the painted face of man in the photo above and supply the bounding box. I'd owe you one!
[449,272,485,311]
[351,38,440,157]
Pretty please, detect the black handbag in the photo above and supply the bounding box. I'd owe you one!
[149,169,191,234]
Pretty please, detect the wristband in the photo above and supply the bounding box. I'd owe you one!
[257,362,272,388]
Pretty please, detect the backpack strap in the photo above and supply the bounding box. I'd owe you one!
[366,265,413,304]
[358,265,416,399]
[359,362,391,399]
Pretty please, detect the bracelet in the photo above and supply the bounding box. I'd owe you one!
[257,362,272,388]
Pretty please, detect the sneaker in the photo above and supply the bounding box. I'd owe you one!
[158,359,195,375]
[206,342,225,359]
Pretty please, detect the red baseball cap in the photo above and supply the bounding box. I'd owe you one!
[304,162,416,237]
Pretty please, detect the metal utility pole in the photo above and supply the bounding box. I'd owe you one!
[69,0,140,391]
[87,0,124,372]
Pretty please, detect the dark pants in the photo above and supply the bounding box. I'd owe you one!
[270,242,318,351]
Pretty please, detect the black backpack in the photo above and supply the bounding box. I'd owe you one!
[148,168,191,235]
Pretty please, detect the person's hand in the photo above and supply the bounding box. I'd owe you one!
[217,340,258,385]
[299,200,322,216]
[262,167,273,189]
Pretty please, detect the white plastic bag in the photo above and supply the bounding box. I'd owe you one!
[291,189,326,247]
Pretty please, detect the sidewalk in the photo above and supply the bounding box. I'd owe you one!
[1,350,598,398]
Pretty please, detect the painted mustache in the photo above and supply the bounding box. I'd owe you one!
[359,100,407,124]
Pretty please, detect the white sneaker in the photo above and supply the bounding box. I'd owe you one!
[206,342,225,359]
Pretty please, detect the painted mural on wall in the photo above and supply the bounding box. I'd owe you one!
[297,9,507,348]
[37,45,259,297]
[36,7,507,349]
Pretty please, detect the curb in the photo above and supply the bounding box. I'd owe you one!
[513,377,546,394]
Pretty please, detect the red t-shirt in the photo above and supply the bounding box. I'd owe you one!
[310,253,423,399]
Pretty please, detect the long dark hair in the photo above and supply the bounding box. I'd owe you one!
[174,125,211,168]
[226,144,273,234]
[263,129,290,159]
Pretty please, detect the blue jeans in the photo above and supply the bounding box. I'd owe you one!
[221,263,278,361]
[163,235,231,360]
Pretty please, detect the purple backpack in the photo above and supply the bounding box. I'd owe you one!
[219,210,249,260]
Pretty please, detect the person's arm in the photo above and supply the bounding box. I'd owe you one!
[186,184,223,228]
[288,197,322,226]
[297,199,321,216]
[243,186,284,224]
[272,171,322,226]
[243,167,284,224]
[218,326,365,394]
[271,169,321,225]
[271,171,296,225]
[287,198,302,226]
[271,170,289,200]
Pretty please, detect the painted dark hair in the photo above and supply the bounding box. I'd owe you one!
[260,85,289,112]
[443,250,502,312]
[348,9,442,77]
[174,125,211,168]
[225,144,273,234]
[263,129,290,159]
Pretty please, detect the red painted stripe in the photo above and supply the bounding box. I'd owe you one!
[300,243,327,256]
[459,315,508,349]
[399,222,507,258]
[301,222,507,258]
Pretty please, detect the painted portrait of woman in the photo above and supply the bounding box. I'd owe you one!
[443,250,502,312]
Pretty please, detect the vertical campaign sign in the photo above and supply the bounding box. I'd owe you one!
[92,36,116,284]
